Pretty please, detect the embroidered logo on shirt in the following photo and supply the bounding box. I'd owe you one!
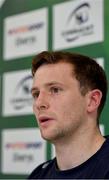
[42,162,50,169]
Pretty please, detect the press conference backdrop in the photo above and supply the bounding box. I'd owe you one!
[0,0,109,179]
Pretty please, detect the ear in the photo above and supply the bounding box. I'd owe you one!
[87,89,102,113]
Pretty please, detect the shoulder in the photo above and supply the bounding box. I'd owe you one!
[96,136,109,168]
[97,136,109,160]
[102,135,109,153]
[27,158,55,179]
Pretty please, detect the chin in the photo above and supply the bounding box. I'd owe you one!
[41,132,58,142]
[41,133,54,141]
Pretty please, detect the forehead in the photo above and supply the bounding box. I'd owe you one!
[33,62,74,81]
[32,62,77,89]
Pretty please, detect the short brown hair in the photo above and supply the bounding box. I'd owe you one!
[32,51,108,119]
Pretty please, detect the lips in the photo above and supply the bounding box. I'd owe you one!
[39,116,54,124]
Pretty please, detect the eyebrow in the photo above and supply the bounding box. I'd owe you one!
[31,81,64,93]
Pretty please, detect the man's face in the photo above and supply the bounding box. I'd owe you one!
[32,62,89,143]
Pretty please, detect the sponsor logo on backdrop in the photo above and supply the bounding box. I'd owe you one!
[2,69,33,116]
[2,128,46,174]
[8,22,44,47]
[62,2,94,42]
[53,0,104,50]
[3,8,48,60]
[11,74,32,110]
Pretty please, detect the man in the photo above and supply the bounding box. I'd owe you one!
[28,51,109,179]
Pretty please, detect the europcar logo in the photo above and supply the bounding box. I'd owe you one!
[8,22,44,35]
[5,142,42,149]
[2,129,46,173]
[5,142,43,163]
[10,75,32,110]
[62,2,94,42]
[8,23,44,47]
[4,8,48,60]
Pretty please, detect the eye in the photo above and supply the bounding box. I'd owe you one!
[32,91,40,99]
[50,87,62,94]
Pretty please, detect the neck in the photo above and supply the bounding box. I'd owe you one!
[54,127,105,170]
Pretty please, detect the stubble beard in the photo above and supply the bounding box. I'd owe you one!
[39,125,76,144]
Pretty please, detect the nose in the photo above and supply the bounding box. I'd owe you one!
[34,91,49,111]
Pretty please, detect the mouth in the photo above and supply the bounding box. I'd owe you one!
[39,116,54,124]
